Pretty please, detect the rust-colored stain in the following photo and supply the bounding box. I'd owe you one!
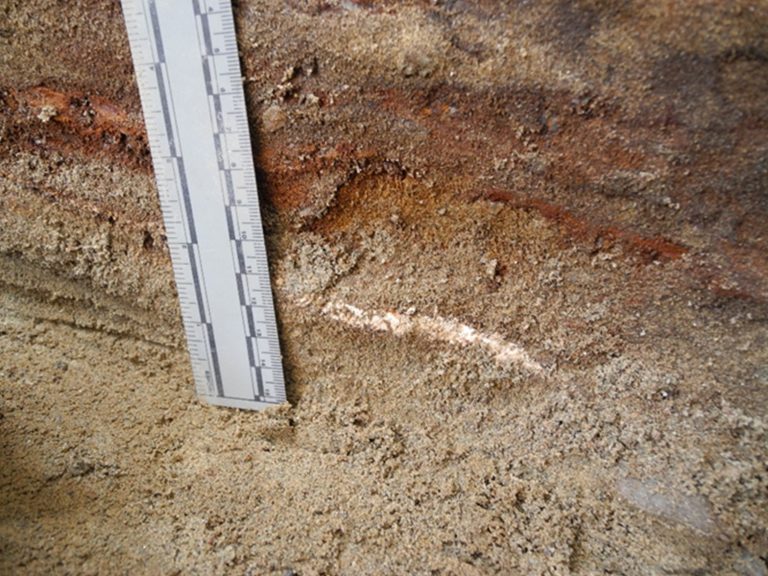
[704,241,768,302]
[4,80,766,304]
[478,188,688,262]
[3,86,150,171]
[23,87,143,138]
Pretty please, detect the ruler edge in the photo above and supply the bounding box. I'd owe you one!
[121,0,287,409]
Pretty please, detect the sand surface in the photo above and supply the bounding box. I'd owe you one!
[1,1,768,574]
[3,192,767,573]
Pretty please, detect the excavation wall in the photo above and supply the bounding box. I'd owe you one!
[1,1,767,574]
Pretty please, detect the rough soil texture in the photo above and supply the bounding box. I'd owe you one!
[1,1,768,574]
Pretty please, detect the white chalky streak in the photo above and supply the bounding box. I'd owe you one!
[322,301,542,373]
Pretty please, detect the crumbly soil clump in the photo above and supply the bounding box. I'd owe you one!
[1,1,767,574]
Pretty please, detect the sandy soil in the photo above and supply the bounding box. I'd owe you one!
[1,0,767,574]
[3,187,767,574]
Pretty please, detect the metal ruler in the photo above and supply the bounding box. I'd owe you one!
[122,0,285,410]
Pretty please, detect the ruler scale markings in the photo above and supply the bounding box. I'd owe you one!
[159,18,221,399]
[211,1,271,400]
[245,308,257,339]
[205,323,224,397]
[224,209,237,242]
[254,365,265,399]
[173,159,198,244]
[152,70,175,156]
[223,171,236,204]
[147,1,165,61]
[144,0,218,392]
[211,94,223,126]
[235,240,247,272]
[246,337,257,367]
[213,133,224,169]
[202,58,215,95]
[122,0,285,410]
[236,277,247,307]
[199,12,215,56]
